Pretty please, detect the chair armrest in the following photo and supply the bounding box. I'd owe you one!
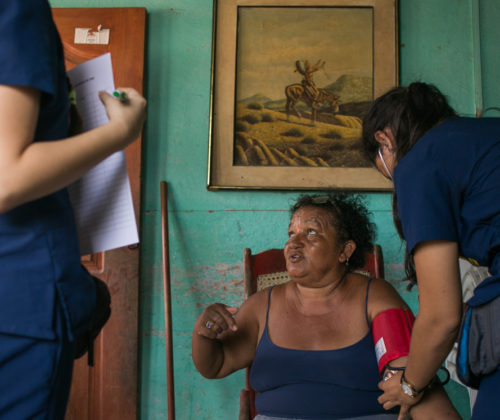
[239,389,251,420]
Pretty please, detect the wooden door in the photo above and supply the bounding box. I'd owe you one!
[51,8,146,420]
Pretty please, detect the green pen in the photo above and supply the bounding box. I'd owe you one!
[112,90,128,102]
[69,89,77,105]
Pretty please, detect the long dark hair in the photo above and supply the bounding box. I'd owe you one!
[362,82,458,288]
[391,194,417,289]
[361,82,458,164]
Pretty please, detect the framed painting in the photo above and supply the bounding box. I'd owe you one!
[207,0,397,190]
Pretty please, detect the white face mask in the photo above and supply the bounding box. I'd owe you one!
[377,148,393,181]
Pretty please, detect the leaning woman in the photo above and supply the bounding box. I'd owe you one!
[192,193,459,419]
[361,81,500,419]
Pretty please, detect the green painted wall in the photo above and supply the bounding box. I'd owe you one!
[48,0,500,418]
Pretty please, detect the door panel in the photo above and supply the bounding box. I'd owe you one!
[52,8,146,420]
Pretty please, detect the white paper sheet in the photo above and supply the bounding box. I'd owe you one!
[67,53,139,255]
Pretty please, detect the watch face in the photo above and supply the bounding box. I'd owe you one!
[401,379,421,398]
[401,383,413,397]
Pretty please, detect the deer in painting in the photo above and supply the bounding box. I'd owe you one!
[285,86,340,125]
[285,60,339,125]
[296,60,323,101]
[285,60,340,125]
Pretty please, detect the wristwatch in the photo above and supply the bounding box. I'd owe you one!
[400,372,424,398]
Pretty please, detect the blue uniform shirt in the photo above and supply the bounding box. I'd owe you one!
[0,1,95,340]
[394,117,500,306]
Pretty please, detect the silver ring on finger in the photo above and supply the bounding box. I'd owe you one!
[205,320,214,329]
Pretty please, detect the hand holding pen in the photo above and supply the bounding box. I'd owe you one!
[98,87,147,149]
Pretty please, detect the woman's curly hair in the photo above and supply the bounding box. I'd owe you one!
[290,193,376,270]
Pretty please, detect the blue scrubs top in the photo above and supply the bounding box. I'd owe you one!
[0,1,95,340]
[394,117,500,306]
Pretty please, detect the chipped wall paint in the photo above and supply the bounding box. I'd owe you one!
[48,0,500,418]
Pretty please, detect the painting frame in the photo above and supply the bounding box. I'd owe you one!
[207,0,398,191]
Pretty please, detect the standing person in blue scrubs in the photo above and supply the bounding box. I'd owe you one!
[361,82,500,419]
[0,1,146,418]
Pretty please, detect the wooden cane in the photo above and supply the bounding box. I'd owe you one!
[161,181,175,420]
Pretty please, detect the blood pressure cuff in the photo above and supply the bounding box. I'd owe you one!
[457,294,500,389]
[372,308,415,374]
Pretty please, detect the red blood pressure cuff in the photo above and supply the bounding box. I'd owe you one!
[372,308,415,374]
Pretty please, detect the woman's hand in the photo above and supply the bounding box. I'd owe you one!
[195,303,239,340]
[192,303,243,379]
[98,87,147,149]
[192,293,261,379]
[378,372,422,420]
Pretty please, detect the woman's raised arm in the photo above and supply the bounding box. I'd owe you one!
[192,291,263,379]
[0,85,146,213]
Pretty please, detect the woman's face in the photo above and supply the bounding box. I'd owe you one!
[284,206,346,284]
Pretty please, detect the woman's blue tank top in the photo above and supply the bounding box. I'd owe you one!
[249,280,397,419]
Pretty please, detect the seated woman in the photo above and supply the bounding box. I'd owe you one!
[192,193,460,420]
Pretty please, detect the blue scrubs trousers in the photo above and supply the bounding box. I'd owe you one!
[0,301,74,419]
[472,367,500,419]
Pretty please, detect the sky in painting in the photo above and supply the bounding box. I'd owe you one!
[235,7,373,101]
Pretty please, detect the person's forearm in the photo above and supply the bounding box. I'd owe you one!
[191,331,225,379]
[404,313,460,390]
[0,86,146,213]
[404,241,462,391]
[409,384,461,420]
[0,122,128,213]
